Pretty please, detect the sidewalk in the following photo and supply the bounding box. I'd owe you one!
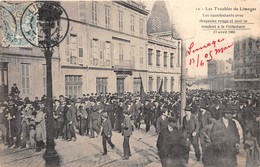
[0,124,246,167]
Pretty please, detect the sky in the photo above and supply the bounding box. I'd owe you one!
[143,0,260,77]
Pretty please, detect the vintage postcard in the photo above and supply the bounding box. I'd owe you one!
[0,0,259,167]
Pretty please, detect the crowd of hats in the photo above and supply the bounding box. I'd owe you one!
[2,89,259,117]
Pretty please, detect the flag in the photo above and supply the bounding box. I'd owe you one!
[139,74,145,101]
[158,78,163,94]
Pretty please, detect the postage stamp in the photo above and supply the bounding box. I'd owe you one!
[1,2,38,47]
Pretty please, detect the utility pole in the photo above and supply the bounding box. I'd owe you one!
[180,39,186,127]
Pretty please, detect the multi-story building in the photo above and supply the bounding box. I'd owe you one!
[0,0,181,100]
[59,1,149,97]
[207,59,234,90]
[146,0,181,92]
[234,37,260,90]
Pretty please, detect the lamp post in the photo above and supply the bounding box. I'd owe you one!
[171,2,198,127]
[20,1,69,163]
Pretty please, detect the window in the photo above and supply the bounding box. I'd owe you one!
[139,47,144,67]
[164,77,167,92]
[119,11,123,32]
[65,75,82,98]
[99,41,105,66]
[104,41,111,66]
[164,52,167,67]
[66,36,70,63]
[170,77,174,92]
[92,2,97,25]
[119,43,124,62]
[79,48,83,63]
[156,50,160,66]
[170,53,174,67]
[69,34,78,64]
[133,78,141,93]
[78,36,83,65]
[43,65,46,94]
[96,78,107,95]
[105,6,110,29]
[21,64,30,94]
[148,49,153,65]
[139,18,144,36]
[130,15,135,35]
[156,77,160,91]
[149,76,153,92]
[131,45,135,65]
[91,39,99,65]
[79,1,87,22]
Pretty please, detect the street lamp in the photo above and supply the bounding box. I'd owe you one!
[170,1,198,127]
[20,1,69,163]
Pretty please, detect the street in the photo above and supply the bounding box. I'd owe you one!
[0,124,246,167]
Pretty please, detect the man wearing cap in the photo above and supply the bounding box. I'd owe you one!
[121,110,132,160]
[101,112,115,155]
[198,102,212,154]
[183,106,201,162]
[209,106,240,167]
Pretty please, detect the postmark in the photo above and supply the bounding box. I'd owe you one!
[1,2,38,47]
[20,1,70,49]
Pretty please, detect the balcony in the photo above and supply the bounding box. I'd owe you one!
[112,59,134,69]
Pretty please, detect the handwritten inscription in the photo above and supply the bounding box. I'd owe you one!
[187,38,234,67]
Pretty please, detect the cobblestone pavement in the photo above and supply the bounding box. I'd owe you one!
[0,124,246,167]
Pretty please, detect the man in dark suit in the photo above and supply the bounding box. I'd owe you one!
[183,106,201,162]
[209,106,240,167]
[66,99,77,141]
[101,112,115,155]
[121,110,132,160]
[198,102,212,153]
[53,99,64,138]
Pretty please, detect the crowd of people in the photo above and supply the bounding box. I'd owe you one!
[0,84,260,166]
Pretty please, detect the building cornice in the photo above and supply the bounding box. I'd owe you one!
[62,18,147,42]
[147,71,181,74]
[0,53,60,60]
[113,1,149,15]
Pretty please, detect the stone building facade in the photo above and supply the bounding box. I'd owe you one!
[234,37,260,90]
[0,0,181,100]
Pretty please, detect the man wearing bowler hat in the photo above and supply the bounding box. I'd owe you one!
[183,105,201,162]
[209,106,240,167]
[198,101,212,154]
[101,112,115,155]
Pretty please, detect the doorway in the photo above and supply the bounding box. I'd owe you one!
[0,62,8,101]
[117,78,124,95]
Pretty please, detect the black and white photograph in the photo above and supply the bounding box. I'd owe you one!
[0,0,260,166]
